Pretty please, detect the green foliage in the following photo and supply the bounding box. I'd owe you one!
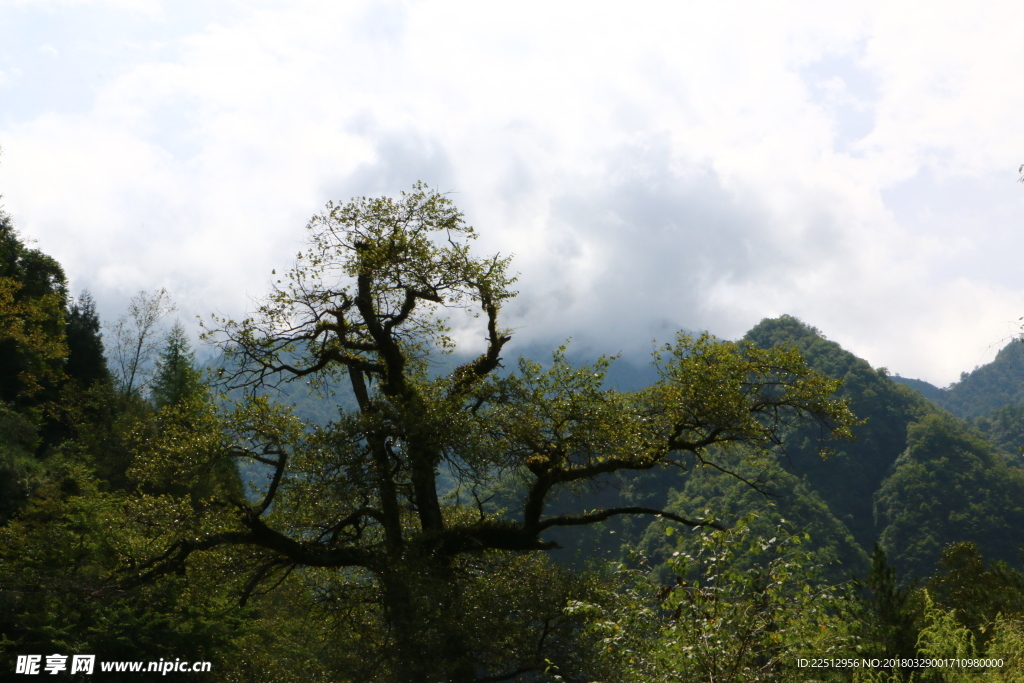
[937,342,1024,420]
[744,315,931,551]
[639,455,869,584]
[892,341,1024,423]
[926,542,1024,642]
[912,591,980,683]
[875,413,1024,577]
[150,321,206,409]
[175,184,857,680]
[0,457,249,680]
[858,544,922,665]
[980,617,1024,682]
[26,185,1024,680]
[0,219,259,679]
[65,291,110,389]
[891,376,948,405]
[618,518,855,682]
[0,210,68,405]
[744,316,1024,587]
[0,401,43,524]
[974,404,1024,458]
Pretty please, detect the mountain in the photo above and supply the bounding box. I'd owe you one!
[746,317,1024,578]
[211,316,1024,581]
[874,411,1024,577]
[743,315,933,552]
[893,340,1024,419]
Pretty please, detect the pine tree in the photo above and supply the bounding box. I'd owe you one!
[150,321,204,409]
[860,544,921,669]
[65,291,110,388]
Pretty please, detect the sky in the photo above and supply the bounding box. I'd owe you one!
[2,0,1024,386]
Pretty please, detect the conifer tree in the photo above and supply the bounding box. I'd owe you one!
[860,544,921,669]
[65,290,110,388]
[150,321,205,409]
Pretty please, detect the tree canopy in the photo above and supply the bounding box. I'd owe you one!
[0,208,68,405]
[7,185,1024,681]
[114,183,859,681]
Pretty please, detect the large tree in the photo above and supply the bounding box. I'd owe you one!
[139,183,855,681]
[0,208,68,405]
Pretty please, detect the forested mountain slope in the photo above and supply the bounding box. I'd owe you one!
[8,184,1024,680]
[875,412,1024,575]
[743,317,1024,579]
[893,340,1024,457]
[577,315,1024,582]
[248,314,1024,582]
[894,339,1024,419]
[743,316,931,552]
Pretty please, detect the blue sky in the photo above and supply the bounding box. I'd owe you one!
[2,0,1024,385]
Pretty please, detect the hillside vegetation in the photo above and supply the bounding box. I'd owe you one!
[5,190,1024,681]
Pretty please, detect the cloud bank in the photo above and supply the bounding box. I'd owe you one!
[2,1,1024,385]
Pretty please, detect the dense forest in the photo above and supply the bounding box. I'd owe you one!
[3,186,1024,682]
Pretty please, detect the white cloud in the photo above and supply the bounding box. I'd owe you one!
[8,0,161,12]
[2,0,1024,385]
